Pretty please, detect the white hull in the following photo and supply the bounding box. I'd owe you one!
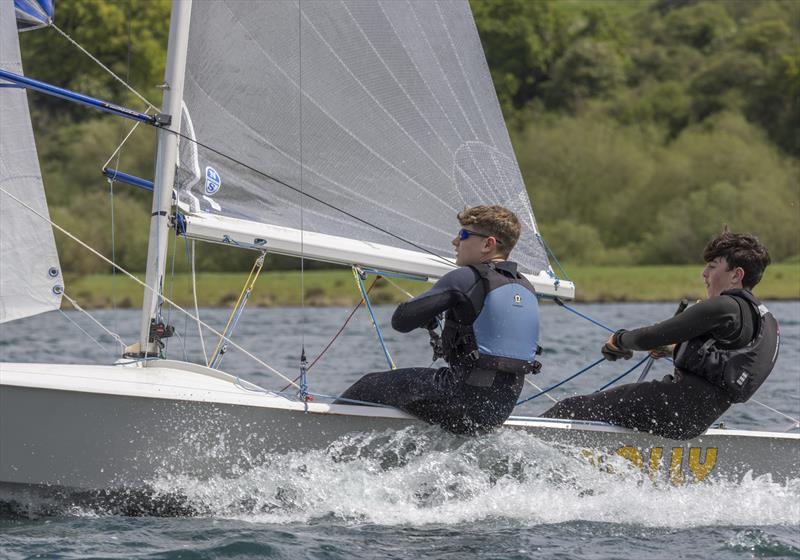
[1,361,798,495]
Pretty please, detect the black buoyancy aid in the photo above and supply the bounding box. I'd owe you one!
[673,289,780,403]
[441,262,541,377]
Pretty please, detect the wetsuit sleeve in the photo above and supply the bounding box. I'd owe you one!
[616,296,742,350]
[391,267,481,333]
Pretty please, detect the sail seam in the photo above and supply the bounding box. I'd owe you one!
[183,74,454,241]
[407,0,479,141]
[217,2,457,213]
[378,1,466,145]
[170,127,459,271]
[433,2,495,146]
[338,1,457,182]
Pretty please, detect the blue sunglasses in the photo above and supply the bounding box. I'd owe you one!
[458,228,499,243]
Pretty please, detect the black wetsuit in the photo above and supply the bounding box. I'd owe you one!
[336,261,529,435]
[541,295,757,440]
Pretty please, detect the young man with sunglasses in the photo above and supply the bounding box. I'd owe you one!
[336,205,541,435]
[541,230,779,440]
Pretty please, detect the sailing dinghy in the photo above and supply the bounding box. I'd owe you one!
[1,0,797,501]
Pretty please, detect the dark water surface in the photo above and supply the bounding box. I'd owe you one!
[1,301,799,559]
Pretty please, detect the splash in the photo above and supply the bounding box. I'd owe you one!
[146,427,800,527]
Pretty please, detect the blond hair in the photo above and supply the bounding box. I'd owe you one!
[457,205,521,257]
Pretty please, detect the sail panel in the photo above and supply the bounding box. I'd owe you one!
[0,0,62,323]
[177,0,551,277]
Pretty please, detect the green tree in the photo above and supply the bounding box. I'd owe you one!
[470,0,566,114]
[19,0,170,125]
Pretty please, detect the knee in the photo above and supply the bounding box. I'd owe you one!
[539,397,577,419]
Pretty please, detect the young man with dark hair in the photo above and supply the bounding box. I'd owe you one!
[336,205,542,435]
[541,229,780,440]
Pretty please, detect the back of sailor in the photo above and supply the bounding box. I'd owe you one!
[336,261,540,434]
[335,205,540,435]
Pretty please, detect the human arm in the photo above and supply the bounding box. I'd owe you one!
[615,296,742,351]
[391,267,481,332]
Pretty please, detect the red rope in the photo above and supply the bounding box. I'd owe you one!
[279,276,380,392]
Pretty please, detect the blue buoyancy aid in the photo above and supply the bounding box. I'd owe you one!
[673,289,780,403]
[441,262,541,378]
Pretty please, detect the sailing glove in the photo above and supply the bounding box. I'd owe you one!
[601,329,633,361]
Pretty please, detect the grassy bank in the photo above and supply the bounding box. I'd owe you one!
[63,263,799,309]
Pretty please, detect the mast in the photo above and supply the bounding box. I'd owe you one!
[137,0,192,356]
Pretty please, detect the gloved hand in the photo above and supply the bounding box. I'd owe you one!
[648,344,674,359]
[426,317,444,361]
[601,329,633,361]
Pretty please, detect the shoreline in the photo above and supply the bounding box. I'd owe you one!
[62,263,800,309]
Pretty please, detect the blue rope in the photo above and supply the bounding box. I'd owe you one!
[555,299,616,334]
[355,269,396,369]
[593,355,650,392]
[516,357,606,405]
[537,233,571,282]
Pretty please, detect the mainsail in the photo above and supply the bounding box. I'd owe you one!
[0,0,62,322]
[176,0,569,294]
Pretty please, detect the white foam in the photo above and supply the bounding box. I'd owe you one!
[148,428,800,527]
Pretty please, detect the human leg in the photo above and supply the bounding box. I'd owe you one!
[334,367,448,409]
[540,374,731,440]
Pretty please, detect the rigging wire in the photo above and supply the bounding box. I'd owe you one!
[297,4,310,408]
[61,291,126,350]
[278,275,381,393]
[27,23,798,425]
[354,267,396,369]
[207,252,266,368]
[102,119,148,171]
[165,128,458,272]
[49,22,158,111]
[45,20,460,274]
[523,377,559,404]
[189,239,209,364]
[0,185,298,390]
[749,399,800,426]
[106,5,134,338]
[58,309,114,356]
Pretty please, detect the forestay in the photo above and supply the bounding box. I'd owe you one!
[176,0,568,295]
[0,0,62,323]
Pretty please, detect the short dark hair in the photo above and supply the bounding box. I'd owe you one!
[457,205,521,257]
[703,228,771,289]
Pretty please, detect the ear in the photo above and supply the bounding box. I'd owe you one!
[731,266,745,284]
[483,236,497,254]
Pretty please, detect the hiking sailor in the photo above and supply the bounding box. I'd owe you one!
[542,229,780,440]
[336,205,542,435]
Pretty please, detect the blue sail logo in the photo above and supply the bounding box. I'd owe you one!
[205,166,222,196]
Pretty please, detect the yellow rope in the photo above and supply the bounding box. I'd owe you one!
[208,253,266,366]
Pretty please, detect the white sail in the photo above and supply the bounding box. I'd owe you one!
[176,0,563,290]
[0,0,62,323]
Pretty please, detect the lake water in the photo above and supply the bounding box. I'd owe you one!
[1,301,799,559]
